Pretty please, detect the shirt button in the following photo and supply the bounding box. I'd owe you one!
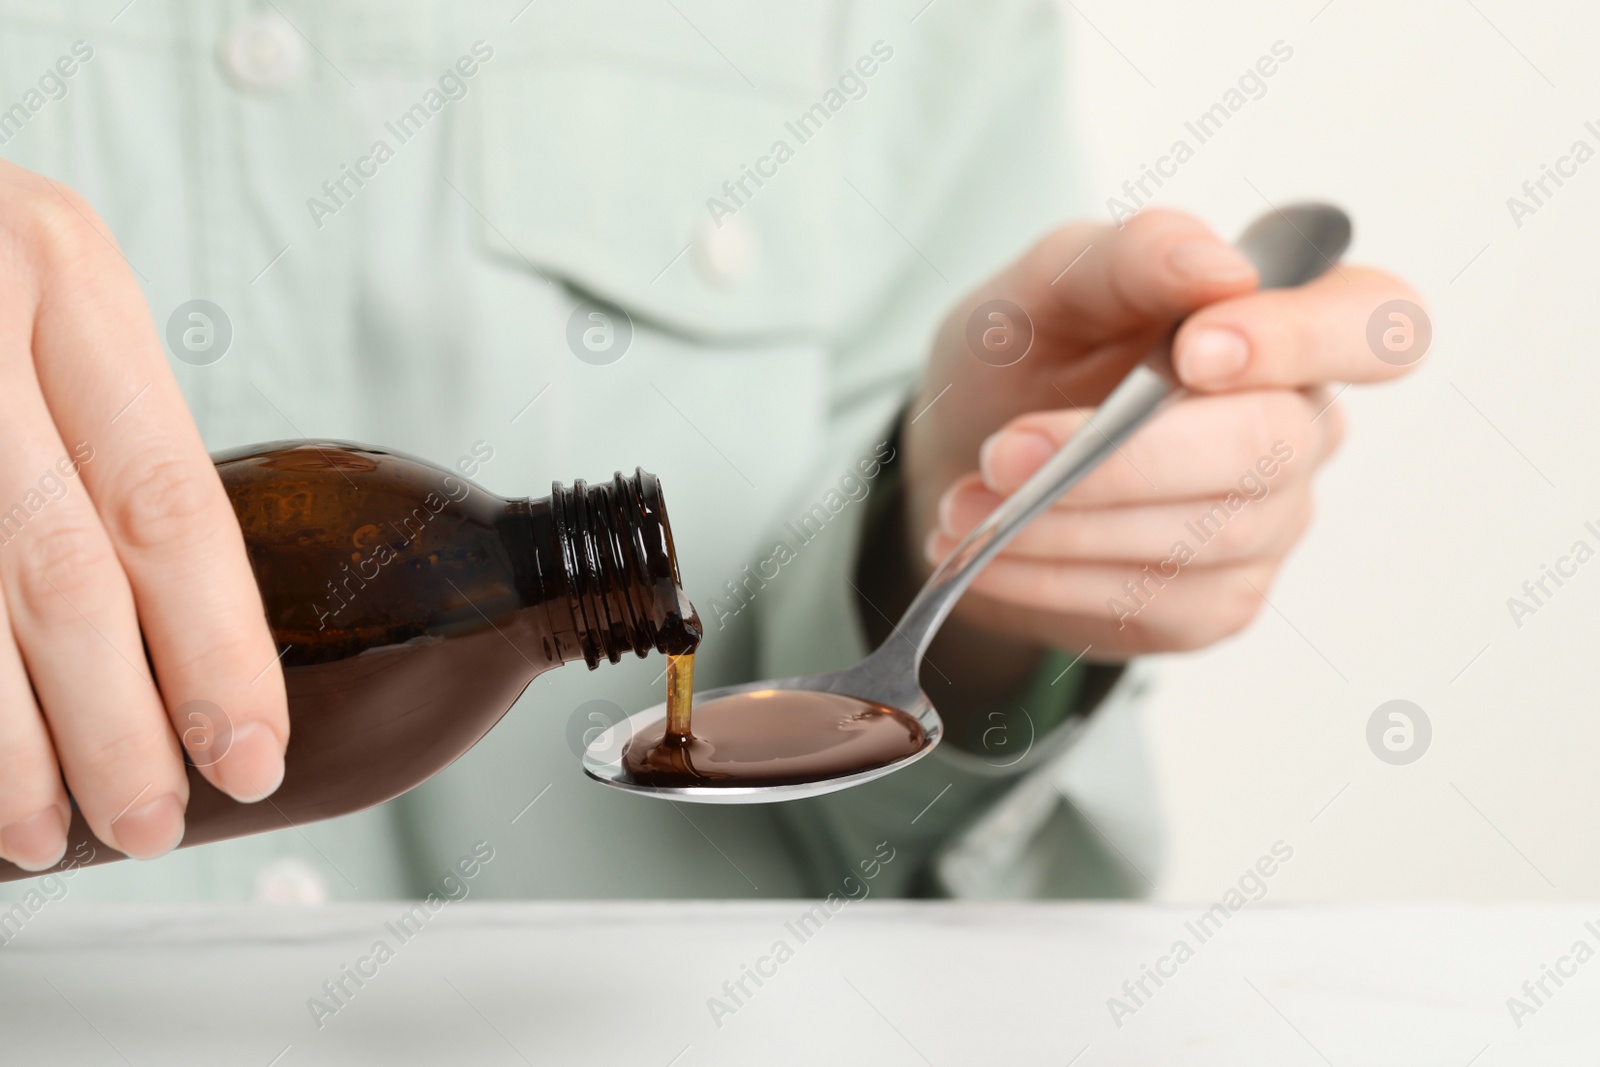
[217,11,309,95]
[253,855,330,904]
[692,212,757,289]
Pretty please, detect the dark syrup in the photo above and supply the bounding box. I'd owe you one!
[621,669,927,789]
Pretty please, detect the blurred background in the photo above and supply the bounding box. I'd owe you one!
[1058,0,1599,901]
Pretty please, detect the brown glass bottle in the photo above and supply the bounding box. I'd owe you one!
[0,442,699,883]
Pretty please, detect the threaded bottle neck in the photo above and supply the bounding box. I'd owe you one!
[548,468,701,668]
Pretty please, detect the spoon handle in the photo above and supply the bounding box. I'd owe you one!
[888,204,1354,662]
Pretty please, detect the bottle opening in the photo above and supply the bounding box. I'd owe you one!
[552,468,702,668]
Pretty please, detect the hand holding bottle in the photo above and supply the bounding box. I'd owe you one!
[0,160,287,872]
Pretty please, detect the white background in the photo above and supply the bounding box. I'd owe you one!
[1059,0,1600,902]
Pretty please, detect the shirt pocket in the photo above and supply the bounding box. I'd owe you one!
[464,44,842,342]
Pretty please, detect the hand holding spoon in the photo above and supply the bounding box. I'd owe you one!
[584,203,1354,803]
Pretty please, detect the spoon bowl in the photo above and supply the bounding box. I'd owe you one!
[581,668,942,802]
[585,203,1354,803]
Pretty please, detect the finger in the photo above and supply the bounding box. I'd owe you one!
[24,180,288,804]
[932,473,1314,566]
[1304,383,1349,454]
[1003,209,1260,347]
[0,596,70,871]
[976,389,1337,507]
[1173,266,1428,391]
[0,359,189,860]
[959,556,1283,654]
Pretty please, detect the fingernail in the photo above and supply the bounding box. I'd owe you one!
[1167,240,1256,283]
[936,486,960,535]
[215,722,286,803]
[112,793,185,860]
[1,807,67,872]
[979,430,1055,489]
[1176,327,1250,385]
[923,528,943,563]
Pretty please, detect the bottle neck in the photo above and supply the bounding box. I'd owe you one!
[509,469,701,669]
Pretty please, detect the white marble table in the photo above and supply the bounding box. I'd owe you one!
[0,901,1594,1064]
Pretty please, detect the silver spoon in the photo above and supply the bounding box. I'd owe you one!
[584,203,1353,803]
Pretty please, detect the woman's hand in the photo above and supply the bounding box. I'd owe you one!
[900,208,1424,670]
[0,160,287,871]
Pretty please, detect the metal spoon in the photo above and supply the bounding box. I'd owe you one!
[584,203,1353,803]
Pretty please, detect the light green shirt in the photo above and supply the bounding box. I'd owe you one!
[0,0,1160,902]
